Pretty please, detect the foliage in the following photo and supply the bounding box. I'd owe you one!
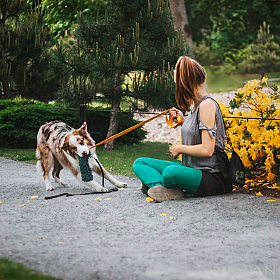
[0,100,146,148]
[54,0,188,107]
[42,0,108,38]
[186,0,280,64]
[53,0,188,149]
[0,257,61,280]
[241,22,280,78]
[0,1,55,101]
[217,78,280,189]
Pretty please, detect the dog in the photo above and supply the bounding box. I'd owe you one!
[36,121,127,192]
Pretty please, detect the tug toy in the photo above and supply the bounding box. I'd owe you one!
[79,152,93,182]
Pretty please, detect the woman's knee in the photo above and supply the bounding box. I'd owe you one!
[133,157,148,171]
[162,166,179,187]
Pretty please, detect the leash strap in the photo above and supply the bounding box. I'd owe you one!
[89,109,181,149]
[44,188,118,200]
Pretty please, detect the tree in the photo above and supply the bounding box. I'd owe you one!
[243,22,280,79]
[0,0,53,100]
[185,0,280,62]
[54,0,189,150]
[169,0,193,51]
[42,0,108,38]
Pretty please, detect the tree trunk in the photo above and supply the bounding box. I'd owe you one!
[104,99,121,150]
[2,81,14,99]
[104,70,121,151]
[169,0,193,52]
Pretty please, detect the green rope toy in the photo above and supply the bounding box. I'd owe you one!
[79,151,93,182]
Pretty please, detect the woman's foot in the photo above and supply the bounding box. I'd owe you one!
[147,185,184,202]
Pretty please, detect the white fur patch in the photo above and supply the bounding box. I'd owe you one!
[69,135,89,157]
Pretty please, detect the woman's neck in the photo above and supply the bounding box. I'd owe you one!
[193,84,208,108]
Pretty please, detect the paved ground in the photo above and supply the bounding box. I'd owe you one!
[1,156,280,280]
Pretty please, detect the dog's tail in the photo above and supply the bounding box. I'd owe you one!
[36,160,43,174]
[35,149,43,174]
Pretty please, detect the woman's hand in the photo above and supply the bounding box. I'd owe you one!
[169,144,182,159]
[170,107,184,125]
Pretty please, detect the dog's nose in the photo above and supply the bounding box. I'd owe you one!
[82,151,88,157]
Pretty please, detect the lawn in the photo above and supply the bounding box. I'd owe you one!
[205,67,280,93]
[0,258,61,280]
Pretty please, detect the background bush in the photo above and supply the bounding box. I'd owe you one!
[0,100,146,148]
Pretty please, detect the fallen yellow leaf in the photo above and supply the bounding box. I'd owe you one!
[247,197,253,199]
[59,242,64,245]
[146,197,154,202]
[31,196,38,199]
[267,199,276,202]
[160,213,168,216]
[104,198,112,200]
[256,192,263,196]
[119,188,125,191]
[95,197,102,201]
[21,204,26,207]
[0,202,2,205]
[170,216,177,220]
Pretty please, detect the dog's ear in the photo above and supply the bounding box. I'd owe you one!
[57,141,68,152]
[77,122,87,135]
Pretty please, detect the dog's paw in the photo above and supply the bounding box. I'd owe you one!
[46,185,54,191]
[95,187,109,193]
[116,182,127,188]
[60,182,69,188]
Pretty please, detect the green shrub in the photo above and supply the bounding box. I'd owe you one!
[0,100,146,148]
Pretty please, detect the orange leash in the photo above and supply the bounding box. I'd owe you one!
[89,109,181,149]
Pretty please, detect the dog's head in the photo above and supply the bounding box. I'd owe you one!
[58,122,94,158]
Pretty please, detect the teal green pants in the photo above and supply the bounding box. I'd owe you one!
[133,157,203,195]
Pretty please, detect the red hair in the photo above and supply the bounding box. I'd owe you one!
[175,56,206,111]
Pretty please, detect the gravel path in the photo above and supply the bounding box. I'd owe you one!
[1,156,280,280]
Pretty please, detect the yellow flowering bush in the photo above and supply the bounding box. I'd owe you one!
[218,78,280,189]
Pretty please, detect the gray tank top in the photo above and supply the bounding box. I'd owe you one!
[181,95,225,173]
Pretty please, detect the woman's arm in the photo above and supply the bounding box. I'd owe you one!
[169,99,216,158]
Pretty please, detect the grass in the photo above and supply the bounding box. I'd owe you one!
[205,67,280,93]
[0,258,61,280]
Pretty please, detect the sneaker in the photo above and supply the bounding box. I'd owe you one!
[141,183,149,195]
[147,185,184,202]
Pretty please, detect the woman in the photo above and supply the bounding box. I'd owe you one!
[133,56,229,202]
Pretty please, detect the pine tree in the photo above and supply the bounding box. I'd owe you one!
[244,22,280,79]
[0,0,53,100]
[56,0,189,150]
